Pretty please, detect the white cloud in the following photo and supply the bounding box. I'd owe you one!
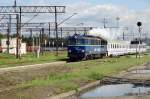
[61,2,150,38]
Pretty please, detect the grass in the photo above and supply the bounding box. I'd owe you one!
[18,54,150,94]
[0,51,67,68]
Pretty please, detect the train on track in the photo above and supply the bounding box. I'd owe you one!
[67,29,147,61]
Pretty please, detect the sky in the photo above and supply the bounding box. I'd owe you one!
[0,0,150,38]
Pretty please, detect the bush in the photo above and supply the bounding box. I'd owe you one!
[88,72,104,80]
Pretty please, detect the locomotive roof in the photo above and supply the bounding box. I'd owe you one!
[69,34,106,40]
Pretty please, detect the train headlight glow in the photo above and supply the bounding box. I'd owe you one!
[68,50,71,53]
[81,50,85,53]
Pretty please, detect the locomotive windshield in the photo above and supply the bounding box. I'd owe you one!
[68,38,85,45]
[69,37,105,45]
[68,38,76,45]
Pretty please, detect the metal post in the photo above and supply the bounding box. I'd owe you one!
[16,14,19,59]
[74,28,77,34]
[7,15,11,54]
[39,29,41,53]
[55,6,58,56]
[30,29,34,52]
[49,22,51,39]
[84,27,87,35]
[41,28,44,55]
[136,40,138,58]
[123,31,125,40]
[48,22,51,48]
[60,27,63,38]
[103,18,107,28]
[18,6,22,59]
[116,17,120,28]
[137,22,142,59]
[7,27,9,54]
[138,27,141,58]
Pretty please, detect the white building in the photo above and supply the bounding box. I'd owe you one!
[1,38,27,55]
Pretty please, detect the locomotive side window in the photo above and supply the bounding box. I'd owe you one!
[76,38,85,45]
[68,38,76,45]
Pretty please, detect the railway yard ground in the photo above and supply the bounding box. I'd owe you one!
[0,51,67,68]
[0,52,150,99]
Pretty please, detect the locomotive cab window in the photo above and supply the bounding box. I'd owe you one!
[68,38,76,45]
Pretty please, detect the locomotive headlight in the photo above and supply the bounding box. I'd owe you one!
[68,50,72,53]
[81,50,85,53]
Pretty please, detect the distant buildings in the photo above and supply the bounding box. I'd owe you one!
[1,38,26,54]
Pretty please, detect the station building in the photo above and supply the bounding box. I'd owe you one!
[1,38,26,55]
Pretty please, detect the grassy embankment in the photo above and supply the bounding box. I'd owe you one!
[0,51,67,68]
[19,54,150,95]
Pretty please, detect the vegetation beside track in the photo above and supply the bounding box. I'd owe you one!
[0,51,67,68]
[0,53,150,99]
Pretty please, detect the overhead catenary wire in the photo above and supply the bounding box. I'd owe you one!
[21,13,39,27]
[0,15,6,22]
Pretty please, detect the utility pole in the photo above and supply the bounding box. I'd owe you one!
[18,6,22,59]
[7,15,11,54]
[60,27,63,38]
[16,14,19,59]
[14,0,17,7]
[102,18,107,28]
[41,28,44,55]
[84,27,87,35]
[55,6,59,56]
[74,28,77,34]
[30,29,34,52]
[48,22,51,47]
[123,31,125,40]
[116,17,120,28]
[0,5,65,57]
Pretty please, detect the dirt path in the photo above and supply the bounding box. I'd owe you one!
[0,61,66,74]
[0,61,72,99]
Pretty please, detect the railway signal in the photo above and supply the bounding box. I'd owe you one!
[137,21,142,58]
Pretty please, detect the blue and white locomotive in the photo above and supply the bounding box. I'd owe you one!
[67,34,108,60]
